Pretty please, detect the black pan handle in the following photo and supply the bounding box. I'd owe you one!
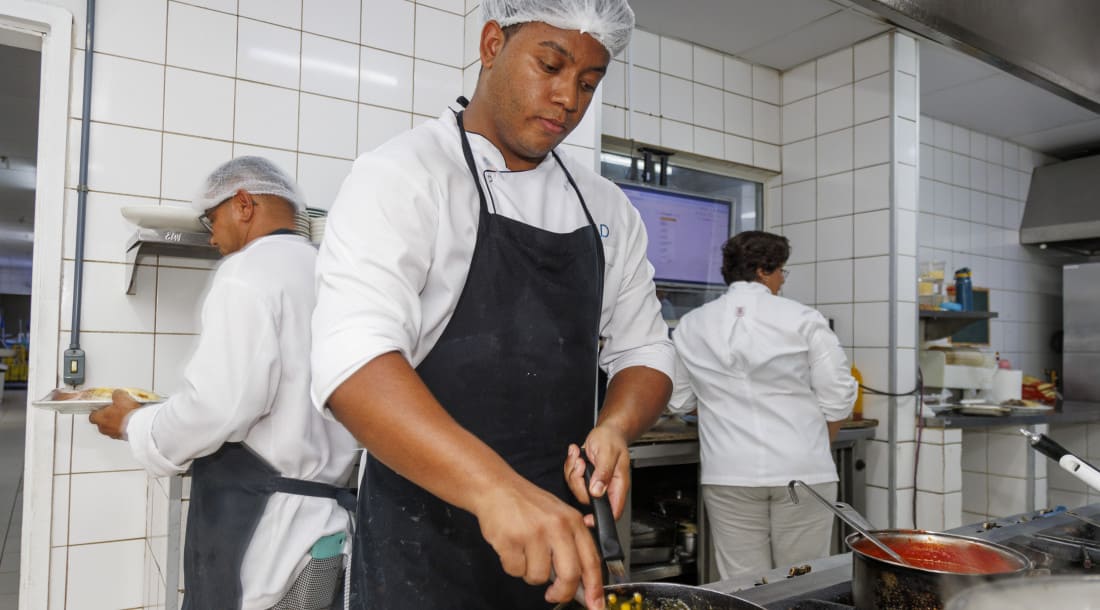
[1021,428,1070,461]
[583,457,623,562]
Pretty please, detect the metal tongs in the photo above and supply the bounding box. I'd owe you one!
[787,480,911,567]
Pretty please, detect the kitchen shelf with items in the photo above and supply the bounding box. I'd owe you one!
[918,262,998,342]
[919,310,999,342]
[121,205,219,294]
[125,228,220,294]
[120,206,328,294]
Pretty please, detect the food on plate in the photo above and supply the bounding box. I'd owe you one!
[46,387,161,402]
[1022,375,1057,404]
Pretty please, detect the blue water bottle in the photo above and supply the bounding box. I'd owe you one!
[954,267,973,311]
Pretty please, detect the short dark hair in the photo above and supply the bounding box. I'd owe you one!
[720,231,790,284]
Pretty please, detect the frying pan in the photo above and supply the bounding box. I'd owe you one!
[554,581,766,610]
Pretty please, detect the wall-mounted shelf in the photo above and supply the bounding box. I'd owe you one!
[125,228,220,294]
[919,310,998,342]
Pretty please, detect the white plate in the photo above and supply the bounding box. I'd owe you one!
[121,205,204,232]
[957,404,1011,416]
[34,399,116,415]
[33,388,164,414]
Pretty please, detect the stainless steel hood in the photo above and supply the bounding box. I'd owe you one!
[1020,155,1100,255]
[848,0,1100,114]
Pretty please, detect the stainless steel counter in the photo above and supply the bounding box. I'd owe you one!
[922,400,1100,429]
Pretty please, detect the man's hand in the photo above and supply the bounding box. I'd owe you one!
[472,477,606,608]
[88,389,144,440]
[563,424,631,524]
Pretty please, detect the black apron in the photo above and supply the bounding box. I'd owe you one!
[348,103,605,610]
[181,442,356,609]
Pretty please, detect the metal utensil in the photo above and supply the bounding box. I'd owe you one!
[787,480,911,566]
[1065,510,1100,530]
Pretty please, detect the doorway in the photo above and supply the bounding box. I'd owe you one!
[0,28,41,610]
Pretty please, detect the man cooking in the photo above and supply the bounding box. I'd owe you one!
[310,0,673,608]
[90,156,359,610]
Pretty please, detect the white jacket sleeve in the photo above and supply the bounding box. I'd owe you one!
[310,155,440,410]
[803,310,857,422]
[666,349,698,414]
[598,202,674,381]
[126,277,281,476]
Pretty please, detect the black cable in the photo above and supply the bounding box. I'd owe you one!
[860,384,920,397]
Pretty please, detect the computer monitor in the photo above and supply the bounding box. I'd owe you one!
[617,182,732,286]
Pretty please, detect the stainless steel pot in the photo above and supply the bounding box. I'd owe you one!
[848,530,1033,610]
[555,582,765,610]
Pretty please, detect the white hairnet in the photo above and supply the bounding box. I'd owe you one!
[482,0,635,57]
[191,156,306,213]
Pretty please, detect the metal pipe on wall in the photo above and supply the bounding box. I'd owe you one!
[64,0,95,386]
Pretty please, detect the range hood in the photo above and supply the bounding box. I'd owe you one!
[1019,154,1100,255]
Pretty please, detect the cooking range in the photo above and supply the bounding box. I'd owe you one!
[716,504,1100,609]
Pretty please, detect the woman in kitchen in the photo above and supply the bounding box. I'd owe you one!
[668,231,857,580]
[310,1,674,608]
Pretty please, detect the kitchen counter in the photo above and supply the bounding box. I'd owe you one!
[633,416,879,447]
[921,400,1100,429]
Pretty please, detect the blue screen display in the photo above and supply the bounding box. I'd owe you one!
[619,183,731,286]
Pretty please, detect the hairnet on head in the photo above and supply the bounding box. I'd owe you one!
[191,156,306,213]
[482,0,635,57]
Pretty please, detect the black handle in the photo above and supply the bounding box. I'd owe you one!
[1029,433,1071,462]
[583,458,623,562]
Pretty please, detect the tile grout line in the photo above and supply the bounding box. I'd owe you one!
[0,472,22,566]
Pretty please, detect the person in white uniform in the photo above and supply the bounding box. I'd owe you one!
[668,231,857,581]
[90,156,359,610]
[311,1,674,608]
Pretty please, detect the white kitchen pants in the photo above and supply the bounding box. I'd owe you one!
[702,482,836,581]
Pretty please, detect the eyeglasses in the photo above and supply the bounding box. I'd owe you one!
[198,209,215,233]
[198,196,235,233]
[781,268,790,279]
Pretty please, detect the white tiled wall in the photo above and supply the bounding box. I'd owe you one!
[26,0,601,607]
[769,32,924,529]
[916,117,1060,523]
[917,116,1060,377]
[600,29,781,171]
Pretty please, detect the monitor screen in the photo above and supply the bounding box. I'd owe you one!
[618,183,731,286]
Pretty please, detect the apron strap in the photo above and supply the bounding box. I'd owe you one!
[271,476,358,512]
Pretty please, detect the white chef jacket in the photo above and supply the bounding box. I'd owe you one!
[127,233,359,610]
[668,281,856,487]
[311,107,674,409]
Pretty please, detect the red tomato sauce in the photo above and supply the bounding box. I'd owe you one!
[853,537,1022,574]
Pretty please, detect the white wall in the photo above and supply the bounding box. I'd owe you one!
[915,117,1058,524]
[917,117,1060,377]
[771,32,923,530]
[600,29,781,171]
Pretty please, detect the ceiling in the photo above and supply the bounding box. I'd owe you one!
[630,0,1100,159]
